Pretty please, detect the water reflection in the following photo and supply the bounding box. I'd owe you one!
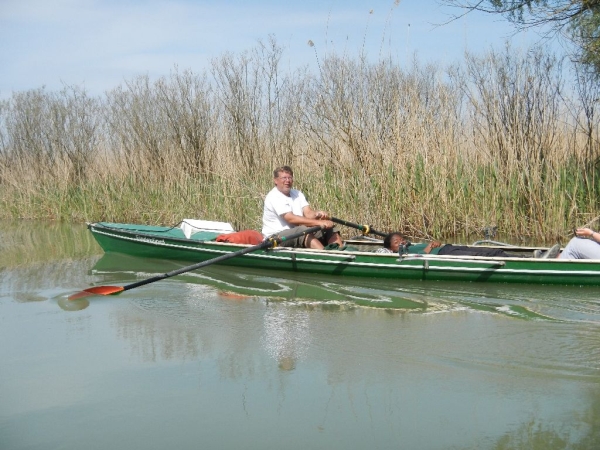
[88,252,600,323]
[0,220,98,269]
[492,415,600,449]
[2,221,600,449]
[110,305,204,362]
[0,220,100,310]
[109,293,594,450]
[90,252,430,311]
[262,305,311,371]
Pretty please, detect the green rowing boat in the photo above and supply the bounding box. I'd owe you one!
[88,220,600,286]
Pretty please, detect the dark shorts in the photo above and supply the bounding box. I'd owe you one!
[275,226,340,248]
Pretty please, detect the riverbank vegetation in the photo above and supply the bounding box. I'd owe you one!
[1,39,599,242]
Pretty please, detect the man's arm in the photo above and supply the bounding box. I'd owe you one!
[302,205,330,220]
[281,210,334,229]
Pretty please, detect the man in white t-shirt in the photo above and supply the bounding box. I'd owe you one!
[262,166,343,249]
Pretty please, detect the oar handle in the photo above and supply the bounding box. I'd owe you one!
[121,225,323,292]
[331,217,387,238]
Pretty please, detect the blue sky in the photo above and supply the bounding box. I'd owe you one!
[0,0,559,98]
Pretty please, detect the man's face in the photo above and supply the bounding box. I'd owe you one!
[389,235,407,253]
[274,171,293,195]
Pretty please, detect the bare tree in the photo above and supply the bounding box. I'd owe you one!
[440,0,600,76]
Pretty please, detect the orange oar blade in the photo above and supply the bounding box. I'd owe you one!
[68,285,125,301]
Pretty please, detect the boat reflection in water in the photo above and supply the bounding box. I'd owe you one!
[90,253,429,311]
[85,252,592,322]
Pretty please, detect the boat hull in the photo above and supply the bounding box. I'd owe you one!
[88,222,600,286]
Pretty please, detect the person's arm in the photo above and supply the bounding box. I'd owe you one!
[576,227,600,242]
[281,211,333,229]
[423,240,443,254]
[302,205,330,220]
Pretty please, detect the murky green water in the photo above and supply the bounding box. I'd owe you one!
[1,220,599,449]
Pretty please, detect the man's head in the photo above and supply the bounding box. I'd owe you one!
[273,166,294,195]
[383,232,409,253]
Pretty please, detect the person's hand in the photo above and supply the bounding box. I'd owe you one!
[319,220,334,229]
[315,211,329,220]
[575,227,594,238]
[424,240,442,254]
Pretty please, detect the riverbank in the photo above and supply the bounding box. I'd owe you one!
[0,162,594,244]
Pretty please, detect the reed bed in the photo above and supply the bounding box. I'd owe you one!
[1,40,599,243]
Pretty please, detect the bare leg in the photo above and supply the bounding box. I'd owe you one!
[328,232,343,247]
[304,234,325,249]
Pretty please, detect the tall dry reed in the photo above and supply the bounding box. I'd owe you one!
[0,40,598,243]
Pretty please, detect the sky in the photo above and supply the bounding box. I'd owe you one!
[0,0,561,99]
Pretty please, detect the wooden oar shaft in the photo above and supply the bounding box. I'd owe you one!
[331,217,387,238]
[121,241,270,291]
[121,225,323,292]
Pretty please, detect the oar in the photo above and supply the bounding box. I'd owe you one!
[68,225,323,300]
[331,217,388,238]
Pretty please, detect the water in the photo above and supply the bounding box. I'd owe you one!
[1,220,599,449]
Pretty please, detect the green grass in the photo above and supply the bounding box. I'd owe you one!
[1,158,597,245]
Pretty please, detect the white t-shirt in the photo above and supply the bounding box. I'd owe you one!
[262,187,309,237]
